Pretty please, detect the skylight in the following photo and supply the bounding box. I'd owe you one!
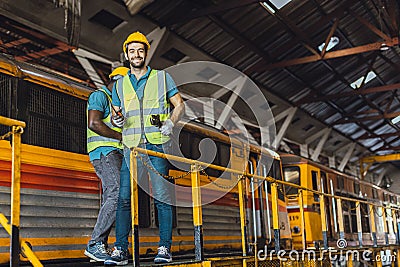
[318,36,339,52]
[392,115,400,124]
[261,0,292,13]
[350,71,377,89]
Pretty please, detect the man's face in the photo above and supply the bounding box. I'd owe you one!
[127,42,146,68]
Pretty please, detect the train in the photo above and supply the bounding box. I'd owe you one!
[281,153,399,250]
[0,53,399,266]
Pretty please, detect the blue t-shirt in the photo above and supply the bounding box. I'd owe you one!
[87,86,122,161]
[112,66,179,107]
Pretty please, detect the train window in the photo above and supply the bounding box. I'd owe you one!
[372,189,378,199]
[311,171,319,202]
[337,176,344,189]
[350,202,357,232]
[354,182,360,195]
[283,166,300,195]
[344,215,351,233]
[361,203,370,233]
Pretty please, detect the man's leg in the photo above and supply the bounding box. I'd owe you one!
[114,149,133,250]
[86,151,122,261]
[146,143,174,262]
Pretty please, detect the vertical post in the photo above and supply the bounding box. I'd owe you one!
[370,204,377,247]
[320,193,328,249]
[238,175,247,256]
[356,201,363,247]
[382,207,389,245]
[130,151,140,267]
[337,198,345,240]
[191,164,203,261]
[393,210,399,245]
[298,190,306,250]
[271,183,280,252]
[10,126,22,267]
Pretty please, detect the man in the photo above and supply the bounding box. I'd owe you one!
[104,31,184,265]
[84,67,129,262]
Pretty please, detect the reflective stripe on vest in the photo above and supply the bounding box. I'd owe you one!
[87,88,123,153]
[119,69,170,148]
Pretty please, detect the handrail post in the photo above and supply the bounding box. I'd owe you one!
[337,199,345,240]
[320,193,328,249]
[393,210,399,245]
[370,204,377,247]
[10,125,22,267]
[238,175,247,256]
[271,183,280,252]
[356,201,363,247]
[191,164,203,261]
[298,190,306,250]
[382,207,389,245]
[130,151,140,267]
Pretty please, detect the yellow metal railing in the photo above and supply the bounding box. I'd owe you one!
[129,146,400,267]
[0,116,42,267]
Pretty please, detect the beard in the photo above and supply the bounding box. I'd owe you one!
[129,57,145,69]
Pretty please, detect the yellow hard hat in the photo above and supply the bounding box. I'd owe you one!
[122,31,150,55]
[109,66,129,80]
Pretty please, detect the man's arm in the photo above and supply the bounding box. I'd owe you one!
[88,110,122,141]
[168,93,185,124]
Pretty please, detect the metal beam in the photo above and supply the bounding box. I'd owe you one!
[74,55,104,88]
[348,10,391,41]
[251,37,399,72]
[362,153,400,164]
[329,156,336,169]
[273,107,297,148]
[311,128,332,161]
[248,0,354,73]
[215,76,246,130]
[300,144,308,158]
[2,38,30,48]
[335,111,400,124]
[357,131,400,140]
[321,19,339,58]
[338,143,356,171]
[297,82,400,104]
[146,27,168,64]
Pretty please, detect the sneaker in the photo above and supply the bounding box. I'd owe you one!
[154,246,172,263]
[104,247,129,266]
[84,242,108,262]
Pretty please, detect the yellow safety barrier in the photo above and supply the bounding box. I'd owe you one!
[0,116,42,267]
[130,147,400,267]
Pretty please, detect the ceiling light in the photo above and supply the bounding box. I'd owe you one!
[318,36,339,52]
[350,71,377,89]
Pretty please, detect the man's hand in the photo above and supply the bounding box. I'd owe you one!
[160,119,174,136]
[112,114,125,127]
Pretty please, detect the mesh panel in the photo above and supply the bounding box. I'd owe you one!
[24,82,87,154]
[0,73,13,136]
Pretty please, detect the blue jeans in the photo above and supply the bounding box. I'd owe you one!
[115,142,174,251]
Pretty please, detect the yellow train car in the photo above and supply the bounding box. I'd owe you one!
[281,154,399,250]
[0,54,292,264]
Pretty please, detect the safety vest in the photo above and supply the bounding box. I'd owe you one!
[117,69,170,148]
[87,88,123,153]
